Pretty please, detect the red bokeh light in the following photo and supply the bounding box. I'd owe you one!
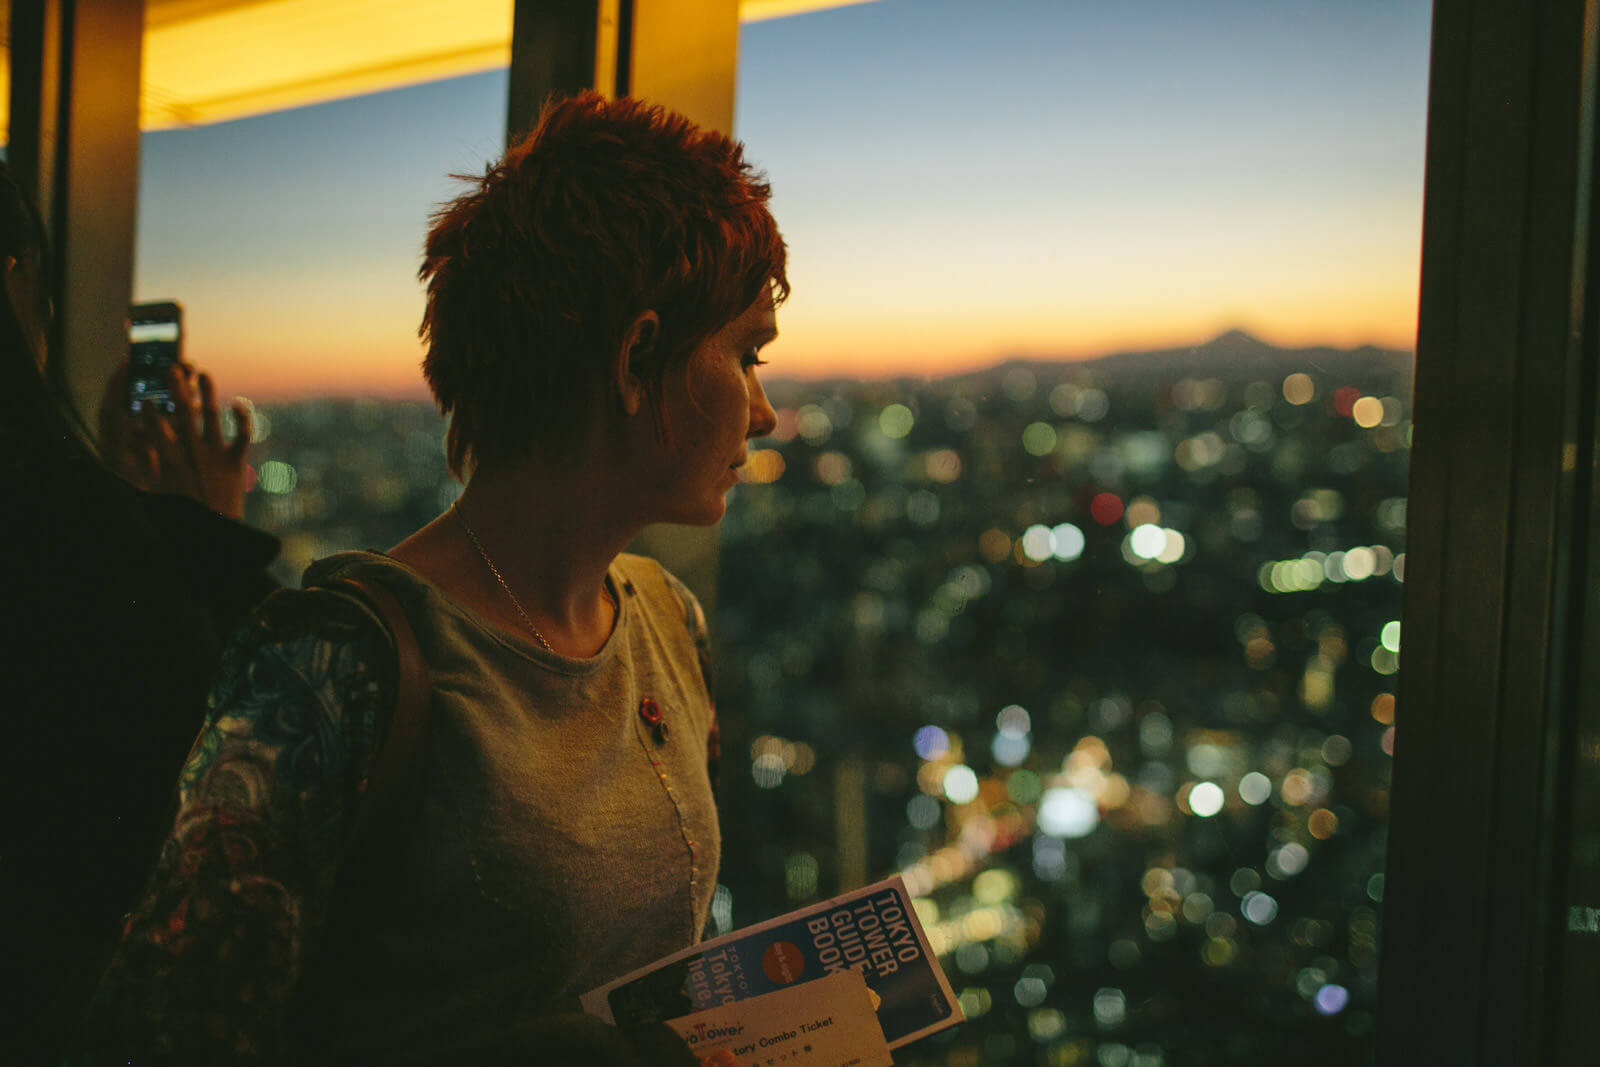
[1090,492,1124,526]
[1333,387,1361,417]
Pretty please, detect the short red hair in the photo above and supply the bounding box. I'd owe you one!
[419,91,789,478]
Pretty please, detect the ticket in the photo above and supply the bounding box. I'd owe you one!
[666,969,893,1067]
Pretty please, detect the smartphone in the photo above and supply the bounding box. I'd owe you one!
[127,301,183,414]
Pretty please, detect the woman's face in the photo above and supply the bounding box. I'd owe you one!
[644,290,779,525]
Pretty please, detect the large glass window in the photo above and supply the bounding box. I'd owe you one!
[129,2,1432,1062]
[718,2,1428,1063]
[134,70,507,580]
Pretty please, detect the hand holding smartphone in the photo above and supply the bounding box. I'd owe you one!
[127,301,182,414]
[107,300,255,520]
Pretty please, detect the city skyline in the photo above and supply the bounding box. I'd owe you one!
[133,0,1431,399]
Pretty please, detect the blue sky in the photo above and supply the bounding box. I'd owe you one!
[135,0,1433,396]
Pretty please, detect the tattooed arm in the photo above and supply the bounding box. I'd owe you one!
[74,589,395,1064]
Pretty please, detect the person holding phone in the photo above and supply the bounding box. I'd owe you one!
[79,93,786,1066]
[0,161,279,1065]
[99,301,258,522]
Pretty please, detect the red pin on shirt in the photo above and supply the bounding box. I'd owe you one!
[639,698,669,744]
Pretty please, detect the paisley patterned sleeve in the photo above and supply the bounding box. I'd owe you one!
[660,567,719,793]
[75,588,395,1064]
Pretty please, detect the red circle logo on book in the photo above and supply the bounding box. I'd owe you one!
[761,941,806,984]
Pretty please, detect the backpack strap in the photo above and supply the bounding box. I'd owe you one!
[315,574,431,864]
[286,573,431,1050]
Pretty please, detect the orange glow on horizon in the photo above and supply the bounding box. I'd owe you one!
[201,313,1416,401]
[179,245,1420,399]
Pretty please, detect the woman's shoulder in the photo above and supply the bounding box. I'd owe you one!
[239,578,391,643]
[199,579,401,793]
[214,579,399,705]
[613,554,707,637]
[302,549,419,590]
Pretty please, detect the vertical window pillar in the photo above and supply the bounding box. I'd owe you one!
[1378,0,1598,1061]
[9,0,145,428]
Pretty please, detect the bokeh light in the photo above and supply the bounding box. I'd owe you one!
[943,764,980,804]
[1038,787,1099,838]
[1189,781,1225,817]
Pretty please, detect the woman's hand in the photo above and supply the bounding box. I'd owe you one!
[99,358,255,520]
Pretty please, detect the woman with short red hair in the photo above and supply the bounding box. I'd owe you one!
[81,92,786,1066]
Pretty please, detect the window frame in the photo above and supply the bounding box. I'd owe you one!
[1375,0,1600,1061]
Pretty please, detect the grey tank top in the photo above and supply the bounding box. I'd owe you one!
[297,550,720,1055]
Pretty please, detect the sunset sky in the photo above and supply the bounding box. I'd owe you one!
[133,0,1433,399]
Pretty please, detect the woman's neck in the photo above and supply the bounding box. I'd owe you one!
[391,461,643,656]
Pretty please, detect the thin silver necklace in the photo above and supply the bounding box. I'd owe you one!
[454,502,615,653]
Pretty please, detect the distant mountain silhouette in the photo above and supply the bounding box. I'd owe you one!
[950,330,1412,390]
[1074,329,1409,384]
[769,331,1412,394]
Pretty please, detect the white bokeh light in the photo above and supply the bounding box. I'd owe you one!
[943,764,980,804]
[1038,787,1099,838]
[1238,771,1272,806]
[1157,529,1186,564]
[1129,523,1166,560]
[1189,781,1225,817]
[1051,523,1086,561]
[1021,524,1055,561]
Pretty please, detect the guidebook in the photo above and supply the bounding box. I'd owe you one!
[581,875,963,1051]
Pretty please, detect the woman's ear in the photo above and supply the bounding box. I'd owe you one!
[614,310,660,417]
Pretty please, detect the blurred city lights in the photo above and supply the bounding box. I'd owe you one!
[1242,891,1280,925]
[814,451,851,485]
[1125,496,1162,527]
[1380,620,1401,652]
[1308,808,1340,839]
[1157,529,1187,564]
[1007,769,1042,804]
[1090,492,1124,525]
[1093,988,1127,1028]
[1314,984,1351,1016]
[258,460,297,494]
[1282,372,1316,405]
[752,752,786,789]
[796,404,831,443]
[1022,421,1058,456]
[1021,524,1055,562]
[244,338,1411,1063]
[996,705,1031,737]
[1352,396,1385,428]
[1038,787,1099,838]
[785,852,819,901]
[1051,522,1086,561]
[1267,843,1309,878]
[907,794,942,830]
[991,733,1031,766]
[925,448,963,482]
[1238,771,1272,805]
[739,449,786,484]
[973,868,1018,905]
[1129,524,1166,560]
[914,725,951,760]
[879,403,915,439]
[1189,781,1225,817]
[1015,975,1048,1008]
[943,765,981,804]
